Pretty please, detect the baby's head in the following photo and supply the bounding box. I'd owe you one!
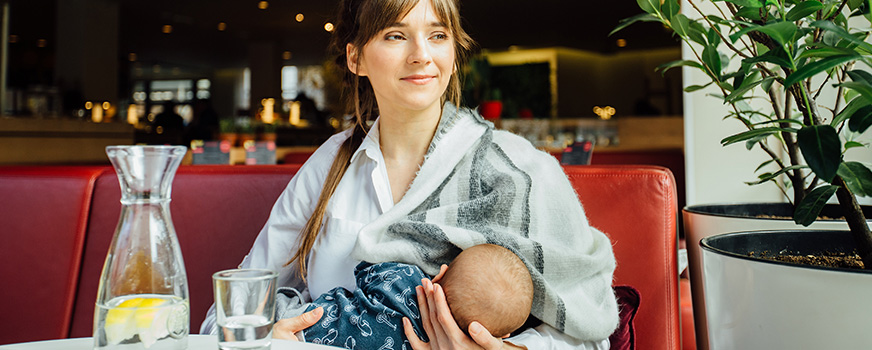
[439,244,534,338]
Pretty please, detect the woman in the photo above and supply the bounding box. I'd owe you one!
[200,0,619,348]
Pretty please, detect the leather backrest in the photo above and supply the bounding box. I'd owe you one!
[564,165,680,350]
[0,166,105,344]
[17,163,679,349]
[69,165,301,337]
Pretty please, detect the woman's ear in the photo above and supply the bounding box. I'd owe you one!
[346,43,366,76]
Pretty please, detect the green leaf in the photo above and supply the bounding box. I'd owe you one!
[662,0,680,20]
[742,51,793,70]
[721,127,798,146]
[794,185,840,226]
[786,1,825,21]
[610,14,661,36]
[746,165,808,185]
[736,6,763,20]
[797,46,859,60]
[838,162,872,196]
[725,0,764,8]
[847,70,872,85]
[689,21,708,45]
[754,21,798,46]
[726,76,776,102]
[657,59,704,74]
[848,105,872,133]
[703,46,722,79]
[751,118,806,127]
[783,54,859,87]
[845,141,866,149]
[811,20,872,54]
[797,125,842,182]
[707,27,722,48]
[745,134,770,150]
[729,24,760,43]
[755,158,777,172]
[672,14,692,38]
[637,0,660,14]
[838,81,872,104]
[685,84,711,92]
[848,0,864,11]
[833,97,869,126]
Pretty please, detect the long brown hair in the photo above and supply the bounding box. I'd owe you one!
[288,0,476,279]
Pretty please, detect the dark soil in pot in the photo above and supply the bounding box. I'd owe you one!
[702,230,871,271]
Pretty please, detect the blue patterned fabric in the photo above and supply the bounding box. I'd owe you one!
[302,262,428,349]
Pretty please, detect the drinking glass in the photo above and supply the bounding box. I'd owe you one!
[213,269,278,350]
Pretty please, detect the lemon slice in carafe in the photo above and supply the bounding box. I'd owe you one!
[104,296,172,348]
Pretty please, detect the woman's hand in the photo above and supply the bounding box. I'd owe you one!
[402,273,524,350]
[273,307,324,341]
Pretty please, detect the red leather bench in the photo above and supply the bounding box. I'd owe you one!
[0,164,680,350]
[0,166,105,345]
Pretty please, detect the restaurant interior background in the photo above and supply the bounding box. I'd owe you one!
[0,0,685,166]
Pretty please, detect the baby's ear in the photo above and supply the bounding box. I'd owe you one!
[500,334,511,339]
[431,264,448,283]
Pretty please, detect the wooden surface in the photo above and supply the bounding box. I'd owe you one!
[0,118,134,165]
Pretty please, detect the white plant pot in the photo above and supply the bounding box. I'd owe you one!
[700,230,872,349]
[683,204,871,350]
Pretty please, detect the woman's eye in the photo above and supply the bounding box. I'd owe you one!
[431,33,448,40]
[385,34,405,41]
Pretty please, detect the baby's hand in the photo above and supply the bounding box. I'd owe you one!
[273,307,324,341]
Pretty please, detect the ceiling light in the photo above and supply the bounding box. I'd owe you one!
[9,35,17,43]
[616,39,627,48]
[258,1,268,10]
[282,51,292,60]
[37,39,47,48]
[129,53,137,62]
[162,25,173,34]
[295,13,304,22]
[324,23,334,32]
[217,22,227,31]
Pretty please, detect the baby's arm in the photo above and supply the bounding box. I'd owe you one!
[275,287,313,321]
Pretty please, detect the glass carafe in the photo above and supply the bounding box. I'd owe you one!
[94,146,190,350]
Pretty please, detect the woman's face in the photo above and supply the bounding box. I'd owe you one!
[350,0,456,115]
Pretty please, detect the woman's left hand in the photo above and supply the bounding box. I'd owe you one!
[402,270,522,350]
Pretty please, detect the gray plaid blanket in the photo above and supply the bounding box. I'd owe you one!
[351,103,619,341]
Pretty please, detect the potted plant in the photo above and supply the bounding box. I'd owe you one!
[479,88,503,121]
[218,118,238,147]
[257,121,278,142]
[617,0,872,348]
[237,121,256,148]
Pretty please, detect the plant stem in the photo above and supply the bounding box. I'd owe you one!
[833,176,872,269]
[769,87,805,202]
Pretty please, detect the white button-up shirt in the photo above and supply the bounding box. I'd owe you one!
[201,120,608,350]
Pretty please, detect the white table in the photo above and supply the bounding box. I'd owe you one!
[0,335,339,350]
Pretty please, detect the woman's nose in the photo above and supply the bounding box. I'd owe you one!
[407,37,433,65]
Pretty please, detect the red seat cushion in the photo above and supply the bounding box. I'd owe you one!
[0,166,105,344]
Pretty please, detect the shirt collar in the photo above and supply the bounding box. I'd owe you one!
[349,117,381,164]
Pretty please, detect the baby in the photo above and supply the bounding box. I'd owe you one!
[275,244,534,349]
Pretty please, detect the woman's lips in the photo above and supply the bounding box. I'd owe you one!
[401,75,435,85]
